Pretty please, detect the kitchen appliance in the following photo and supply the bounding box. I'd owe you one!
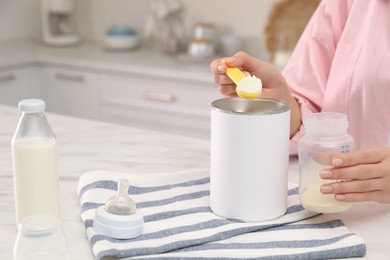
[41,0,80,47]
[210,98,291,222]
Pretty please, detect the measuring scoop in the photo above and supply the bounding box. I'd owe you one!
[221,60,262,99]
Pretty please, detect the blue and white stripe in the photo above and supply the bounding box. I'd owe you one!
[77,169,366,260]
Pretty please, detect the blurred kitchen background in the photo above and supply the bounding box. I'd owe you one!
[0,0,275,57]
[0,0,319,139]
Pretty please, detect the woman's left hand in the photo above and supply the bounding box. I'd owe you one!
[319,147,390,203]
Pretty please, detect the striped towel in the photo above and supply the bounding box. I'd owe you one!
[77,169,366,260]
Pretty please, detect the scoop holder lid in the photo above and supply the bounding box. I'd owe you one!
[93,179,144,239]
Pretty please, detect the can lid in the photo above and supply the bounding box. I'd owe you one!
[211,97,290,115]
[18,99,46,112]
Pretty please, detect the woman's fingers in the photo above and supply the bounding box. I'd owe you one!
[319,147,390,203]
[210,58,236,97]
[334,190,388,203]
[320,163,385,180]
[321,179,390,203]
[210,57,225,73]
[321,178,382,194]
[331,147,390,167]
[218,84,237,97]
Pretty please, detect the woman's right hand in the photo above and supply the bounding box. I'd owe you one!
[210,51,302,137]
[210,51,289,101]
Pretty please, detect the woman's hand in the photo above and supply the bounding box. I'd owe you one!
[210,51,290,100]
[320,147,390,203]
[210,51,302,137]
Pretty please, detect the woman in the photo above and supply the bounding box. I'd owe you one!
[210,0,390,203]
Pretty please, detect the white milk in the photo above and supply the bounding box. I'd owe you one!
[12,137,60,224]
[300,184,352,213]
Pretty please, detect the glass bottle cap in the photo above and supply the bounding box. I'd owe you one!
[18,99,46,112]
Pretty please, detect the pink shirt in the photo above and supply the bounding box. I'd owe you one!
[284,0,390,154]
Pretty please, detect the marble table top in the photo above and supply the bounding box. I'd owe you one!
[1,104,389,259]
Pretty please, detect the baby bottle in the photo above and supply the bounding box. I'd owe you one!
[11,99,60,225]
[298,112,355,213]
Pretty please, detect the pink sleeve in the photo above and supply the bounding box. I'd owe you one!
[282,0,350,155]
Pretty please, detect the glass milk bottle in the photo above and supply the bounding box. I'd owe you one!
[298,112,355,213]
[11,99,60,225]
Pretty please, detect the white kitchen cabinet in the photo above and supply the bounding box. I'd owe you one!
[0,66,46,107]
[45,66,99,120]
[99,72,221,138]
[0,43,222,138]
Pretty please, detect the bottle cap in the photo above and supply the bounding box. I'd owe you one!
[93,179,144,239]
[18,99,46,112]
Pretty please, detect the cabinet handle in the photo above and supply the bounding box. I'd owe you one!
[55,72,84,82]
[0,74,15,84]
[143,91,175,103]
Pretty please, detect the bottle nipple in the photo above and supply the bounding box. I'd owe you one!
[105,179,136,215]
[93,179,144,239]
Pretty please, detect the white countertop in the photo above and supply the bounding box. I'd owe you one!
[0,104,389,259]
[0,41,214,83]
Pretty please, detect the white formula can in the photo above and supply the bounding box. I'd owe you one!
[210,98,290,221]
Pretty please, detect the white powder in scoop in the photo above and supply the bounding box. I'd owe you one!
[237,75,262,93]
